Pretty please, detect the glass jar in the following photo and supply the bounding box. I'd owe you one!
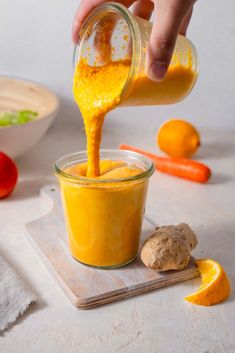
[54,149,154,268]
[73,2,198,106]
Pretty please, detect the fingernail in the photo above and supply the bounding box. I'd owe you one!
[149,61,167,81]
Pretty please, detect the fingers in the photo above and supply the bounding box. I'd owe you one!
[72,0,135,43]
[72,0,103,43]
[179,7,193,36]
[147,0,195,81]
[132,0,154,20]
[72,0,195,83]
[147,2,181,81]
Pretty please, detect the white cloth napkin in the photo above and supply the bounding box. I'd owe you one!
[0,255,37,332]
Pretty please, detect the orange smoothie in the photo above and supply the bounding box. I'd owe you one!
[122,54,196,106]
[60,159,149,267]
[72,57,196,177]
[57,54,195,267]
[73,59,130,177]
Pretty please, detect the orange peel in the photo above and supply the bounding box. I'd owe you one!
[185,259,231,306]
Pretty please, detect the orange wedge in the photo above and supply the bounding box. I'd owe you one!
[185,259,231,306]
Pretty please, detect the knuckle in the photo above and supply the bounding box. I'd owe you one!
[151,37,175,60]
[155,37,174,51]
[149,36,175,62]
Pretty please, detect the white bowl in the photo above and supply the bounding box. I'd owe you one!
[0,76,59,159]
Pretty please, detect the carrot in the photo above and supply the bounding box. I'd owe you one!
[119,144,211,183]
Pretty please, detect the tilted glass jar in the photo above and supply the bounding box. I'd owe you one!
[73,2,198,106]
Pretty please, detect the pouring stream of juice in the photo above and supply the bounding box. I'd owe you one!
[73,57,196,177]
[57,3,197,268]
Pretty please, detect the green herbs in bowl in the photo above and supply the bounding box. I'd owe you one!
[0,110,38,127]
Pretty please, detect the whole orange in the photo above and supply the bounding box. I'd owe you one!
[157,119,200,158]
[0,152,18,199]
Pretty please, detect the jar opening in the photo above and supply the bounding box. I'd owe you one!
[54,149,154,185]
[73,2,141,103]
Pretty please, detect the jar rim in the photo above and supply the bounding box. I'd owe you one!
[53,149,155,185]
[72,2,141,102]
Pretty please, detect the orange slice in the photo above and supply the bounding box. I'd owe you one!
[185,259,231,306]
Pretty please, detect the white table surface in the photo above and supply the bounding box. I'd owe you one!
[0,0,235,352]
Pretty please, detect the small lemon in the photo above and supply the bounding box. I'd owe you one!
[157,119,200,158]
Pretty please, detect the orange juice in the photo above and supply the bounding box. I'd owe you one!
[55,2,197,268]
[57,43,195,269]
[73,58,196,177]
[55,151,154,267]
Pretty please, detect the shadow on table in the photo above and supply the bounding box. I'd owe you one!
[0,252,47,336]
[195,141,235,160]
[4,178,54,202]
[208,172,234,185]
[194,126,235,160]
[196,222,235,304]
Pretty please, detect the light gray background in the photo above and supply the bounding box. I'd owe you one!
[0,1,235,352]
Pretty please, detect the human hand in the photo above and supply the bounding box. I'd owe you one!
[72,0,196,81]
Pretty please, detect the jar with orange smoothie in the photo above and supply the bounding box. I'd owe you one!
[73,2,198,108]
[55,2,198,269]
[54,150,154,268]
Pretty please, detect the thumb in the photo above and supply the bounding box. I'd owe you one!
[147,3,183,81]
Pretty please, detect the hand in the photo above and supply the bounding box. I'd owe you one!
[72,0,196,81]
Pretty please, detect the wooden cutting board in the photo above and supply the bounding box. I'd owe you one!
[26,185,200,309]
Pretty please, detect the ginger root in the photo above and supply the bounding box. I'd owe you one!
[140,223,198,271]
